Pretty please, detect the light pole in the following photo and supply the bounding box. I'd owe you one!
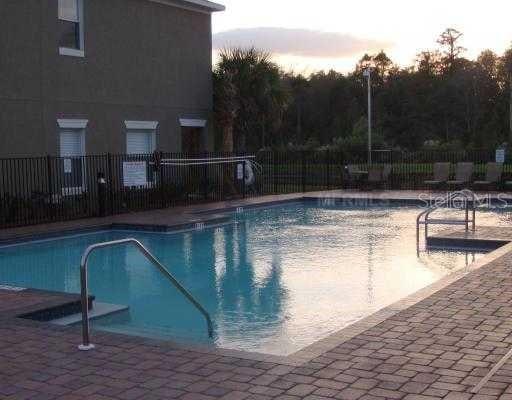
[363,68,372,166]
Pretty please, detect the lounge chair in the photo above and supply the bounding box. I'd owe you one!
[366,165,386,190]
[382,164,392,181]
[424,162,450,188]
[473,162,503,190]
[368,165,382,180]
[447,162,474,188]
[344,164,366,188]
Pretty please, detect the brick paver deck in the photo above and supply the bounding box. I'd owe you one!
[3,191,512,399]
[0,289,86,319]
[1,250,512,399]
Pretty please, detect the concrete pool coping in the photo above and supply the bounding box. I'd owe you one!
[3,240,512,369]
[287,239,512,365]
[2,189,512,367]
[2,189,511,245]
[3,255,512,399]
[0,287,94,320]
[428,226,512,251]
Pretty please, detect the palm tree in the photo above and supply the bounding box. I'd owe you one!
[213,71,238,152]
[213,48,288,152]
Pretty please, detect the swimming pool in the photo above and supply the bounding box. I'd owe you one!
[0,201,509,355]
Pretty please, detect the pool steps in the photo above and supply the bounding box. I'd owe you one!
[51,302,129,326]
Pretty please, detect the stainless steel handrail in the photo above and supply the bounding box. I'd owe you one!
[416,189,476,255]
[78,238,213,351]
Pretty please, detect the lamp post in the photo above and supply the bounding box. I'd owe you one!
[363,68,372,166]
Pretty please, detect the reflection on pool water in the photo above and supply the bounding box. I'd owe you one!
[0,202,509,355]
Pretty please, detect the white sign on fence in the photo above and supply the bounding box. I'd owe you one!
[496,149,506,163]
[123,161,147,187]
[237,163,244,180]
[63,158,72,173]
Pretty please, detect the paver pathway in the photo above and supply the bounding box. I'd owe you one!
[2,252,512,399]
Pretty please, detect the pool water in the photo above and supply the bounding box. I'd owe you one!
[0,202,509,355]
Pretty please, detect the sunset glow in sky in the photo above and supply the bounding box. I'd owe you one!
[212,0,512,73]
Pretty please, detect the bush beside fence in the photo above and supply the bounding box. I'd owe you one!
[0,150,510,229]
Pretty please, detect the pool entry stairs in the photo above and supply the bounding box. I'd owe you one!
[416,189,476,255]
[77,238,213,351]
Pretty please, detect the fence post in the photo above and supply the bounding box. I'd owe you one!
[97,172,106,217]
[326,150,331,190]
[107,153,114,215]
[158,151,165,207]
[301,151,306,192]
[389,151,394,189]
[273,152,277,194]
[203,154,208,200]
[242,160,246,199]
[46,154,53,196]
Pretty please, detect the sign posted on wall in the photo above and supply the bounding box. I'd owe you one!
[123,161,148,187]
[63,158,72,174]
[496,149,506,164]
[237,163,244,180]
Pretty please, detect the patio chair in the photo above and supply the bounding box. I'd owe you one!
[424,162,450,188]
[473,162,503,190]
[382,164,392,183]
[344,164,366,188]
[366,165,385,190]
[346,164,363,177]
[447,162,474,188]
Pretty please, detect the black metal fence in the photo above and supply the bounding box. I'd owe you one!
[1,150,510,229]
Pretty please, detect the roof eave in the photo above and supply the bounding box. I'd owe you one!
[148,0,225,13]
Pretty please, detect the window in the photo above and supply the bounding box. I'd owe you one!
[126,131,155,155]
[124,121,158,188]
[58,119,88,195]
[125,121,158,155]
[179,118,206,154]
[60,130,85,158]
[58,0,84,57]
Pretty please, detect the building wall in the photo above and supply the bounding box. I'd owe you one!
[0,0,214,157]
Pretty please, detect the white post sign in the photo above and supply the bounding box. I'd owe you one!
[63,158,72,174]
[123,161,148,187]
[237,163,244,180]
[496,149,506,164]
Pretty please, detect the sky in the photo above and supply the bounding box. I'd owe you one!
[212,0,512,74]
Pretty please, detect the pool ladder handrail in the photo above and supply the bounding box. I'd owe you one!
[416,189,476,255]
[78,238,213,351]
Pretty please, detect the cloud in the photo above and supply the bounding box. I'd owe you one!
[213,27,393,58]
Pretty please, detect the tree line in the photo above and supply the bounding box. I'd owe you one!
[213,29,512,155]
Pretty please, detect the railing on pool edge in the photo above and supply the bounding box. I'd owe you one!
[78,238,213,351]
[416,189,476,256]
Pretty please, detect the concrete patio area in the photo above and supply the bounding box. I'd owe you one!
[1,189,510,243]
[2,190,512,399]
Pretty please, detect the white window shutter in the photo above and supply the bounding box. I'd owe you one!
[60,130,84,157]
[58,0,79,22]
[126,131,155,155]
